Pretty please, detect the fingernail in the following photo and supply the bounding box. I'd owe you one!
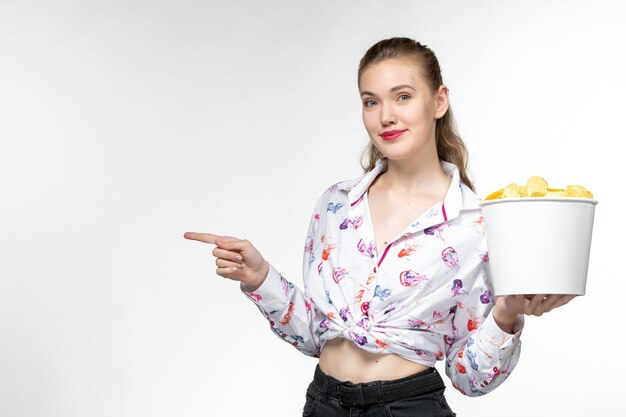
[235,255,243,261]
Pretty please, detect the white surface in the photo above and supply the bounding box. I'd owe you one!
[481,198,597,295]
[1,1,624,416]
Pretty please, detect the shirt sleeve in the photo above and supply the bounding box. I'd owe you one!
[239,190,327,358]
[443,256,524,396]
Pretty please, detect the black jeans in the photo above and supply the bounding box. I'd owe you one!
[302,364,456,417]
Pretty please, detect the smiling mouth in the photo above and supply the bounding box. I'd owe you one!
[381,130,406,141]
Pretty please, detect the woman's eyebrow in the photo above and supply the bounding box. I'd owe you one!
[360,84,416,97]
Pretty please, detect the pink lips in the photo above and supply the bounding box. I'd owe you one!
[380,130,406,141]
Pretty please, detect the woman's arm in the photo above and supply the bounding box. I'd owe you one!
[238,190,328,357]
[240,261,323,357]
[443,261,524,396]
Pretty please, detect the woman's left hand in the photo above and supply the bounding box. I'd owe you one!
[492,294,578,333]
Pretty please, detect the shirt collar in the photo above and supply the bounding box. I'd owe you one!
[338,158,480,221]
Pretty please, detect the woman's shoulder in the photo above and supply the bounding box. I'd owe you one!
[308,174,364,215]
[315,172,364,198]
[459,181,484,213]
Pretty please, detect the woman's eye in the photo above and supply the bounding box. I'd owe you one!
[398,94,410,101]
[363,99,376,107]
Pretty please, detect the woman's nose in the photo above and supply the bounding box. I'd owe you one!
[380,104,397,125]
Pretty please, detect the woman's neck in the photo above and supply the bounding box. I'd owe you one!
[375,151,450,200]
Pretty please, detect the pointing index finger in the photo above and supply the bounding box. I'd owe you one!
[183,232,219,244]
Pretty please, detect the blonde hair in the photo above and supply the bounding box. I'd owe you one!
[357,37,475,191]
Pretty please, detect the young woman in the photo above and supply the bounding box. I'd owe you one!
[185,37,576,416]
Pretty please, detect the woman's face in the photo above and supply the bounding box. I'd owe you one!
[359,57,448,161]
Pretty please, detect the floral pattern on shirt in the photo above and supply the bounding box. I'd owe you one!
[241,158,523,396]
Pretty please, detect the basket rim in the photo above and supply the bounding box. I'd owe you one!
[479,197,598,206]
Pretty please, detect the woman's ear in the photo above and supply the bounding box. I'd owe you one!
[434,85,449,119]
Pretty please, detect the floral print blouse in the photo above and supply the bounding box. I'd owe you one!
[240,158,523,396]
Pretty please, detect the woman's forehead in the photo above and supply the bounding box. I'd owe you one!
[359,58,427,94]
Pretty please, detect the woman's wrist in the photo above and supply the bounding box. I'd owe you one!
[243,261,270,292]
[492,302,518,334]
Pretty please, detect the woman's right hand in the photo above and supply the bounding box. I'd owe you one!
[183,232,270,292]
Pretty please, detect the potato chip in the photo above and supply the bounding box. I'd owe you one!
[485,177,593,200]
[485,189,503,200]
[566,185,593,198]
[526,176,548,197]
[506,183,522,193]
[502,186,520,198]
[546,190,569,197]
[518,186,528,197]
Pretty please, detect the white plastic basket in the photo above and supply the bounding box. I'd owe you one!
[479,197,598,296]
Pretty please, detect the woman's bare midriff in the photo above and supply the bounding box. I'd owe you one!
[318,337,431,383]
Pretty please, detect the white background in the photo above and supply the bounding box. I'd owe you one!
[1,1,624,416]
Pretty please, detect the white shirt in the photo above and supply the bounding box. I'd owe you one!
[241,158,524,396]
